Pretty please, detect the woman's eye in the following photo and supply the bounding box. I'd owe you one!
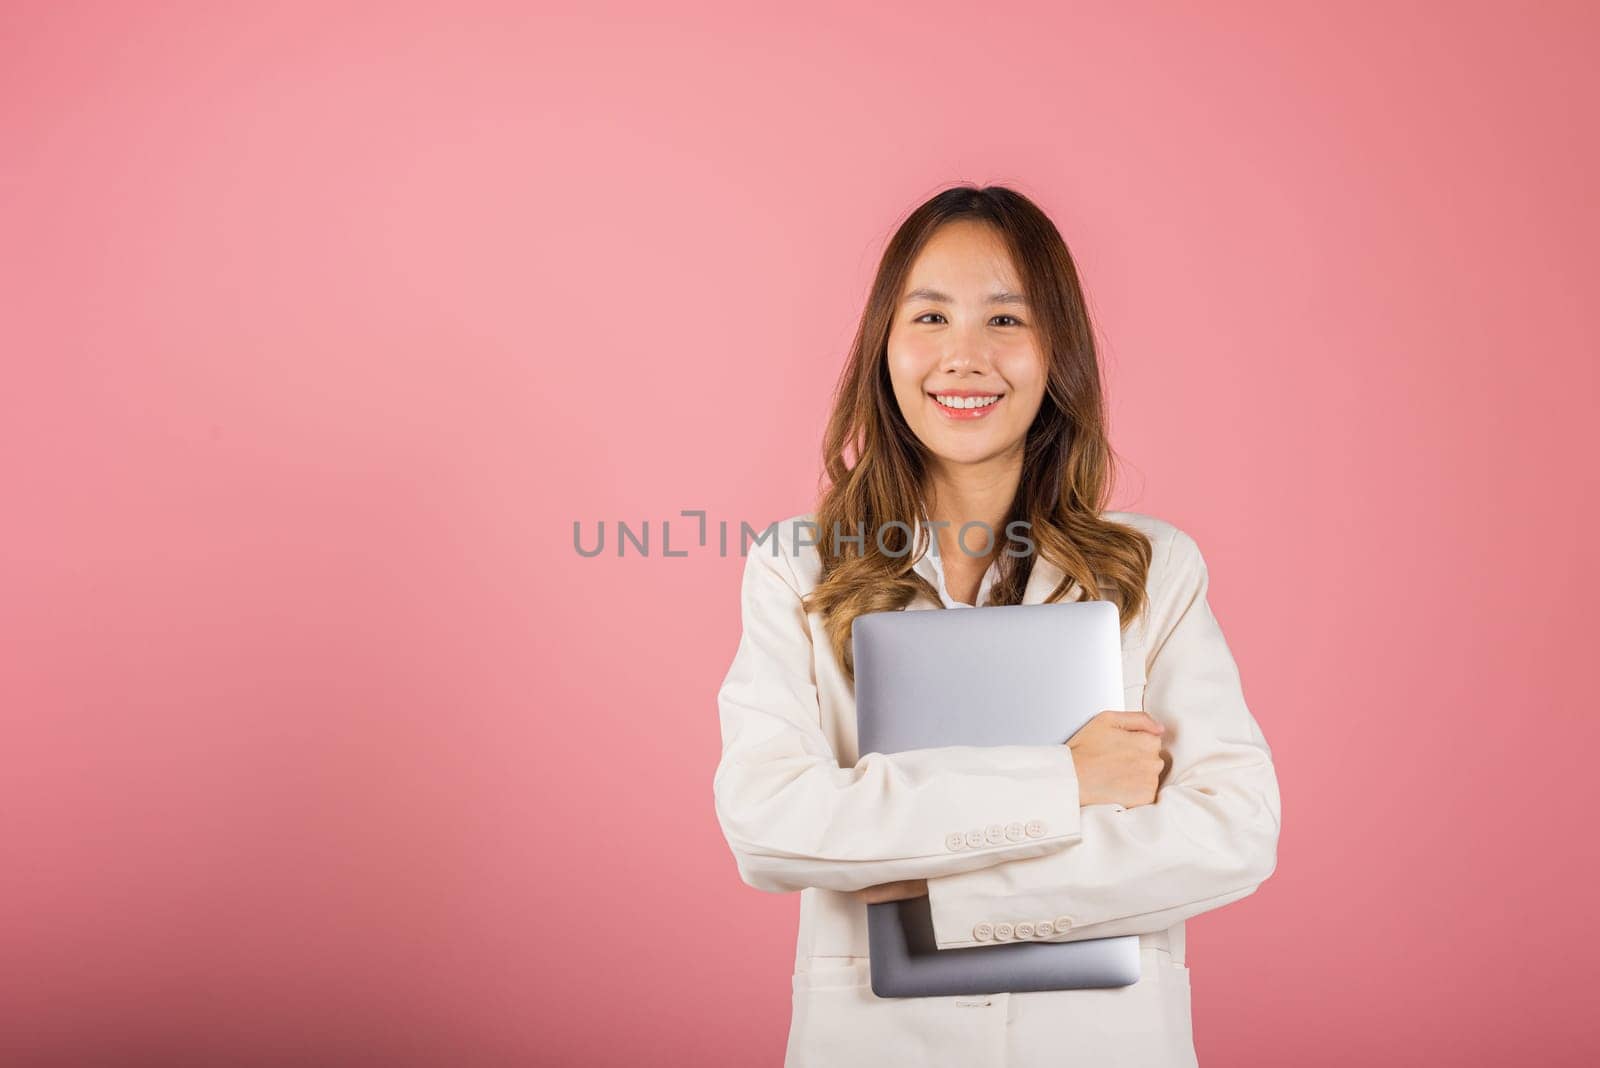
[913,313,1024,326]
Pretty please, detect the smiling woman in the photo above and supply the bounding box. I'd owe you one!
[711,184,1280,1067]
[891,233,1044,443]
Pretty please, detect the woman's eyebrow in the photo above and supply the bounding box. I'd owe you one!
[901,287,1030,306]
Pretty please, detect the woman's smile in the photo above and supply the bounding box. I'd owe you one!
[930,390,1005,420]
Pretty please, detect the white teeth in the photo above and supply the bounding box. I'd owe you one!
[934,394,1000,410]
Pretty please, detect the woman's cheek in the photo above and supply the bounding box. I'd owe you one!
[886,347,933,407]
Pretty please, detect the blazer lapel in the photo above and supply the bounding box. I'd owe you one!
[1021,553,1085,606]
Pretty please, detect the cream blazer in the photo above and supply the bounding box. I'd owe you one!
[713,510,1281,1067]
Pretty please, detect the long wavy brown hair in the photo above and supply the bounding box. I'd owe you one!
[801,184,1154,681]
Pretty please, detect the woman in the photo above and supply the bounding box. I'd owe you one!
[713,184,1281,1066]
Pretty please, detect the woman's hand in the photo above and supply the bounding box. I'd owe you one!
[1067,710,1166,808]
[851,878,927,904]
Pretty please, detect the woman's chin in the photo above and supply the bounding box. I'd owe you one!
[923,434,1025,468]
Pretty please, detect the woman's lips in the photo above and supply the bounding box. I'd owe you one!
[929,393,1003,420]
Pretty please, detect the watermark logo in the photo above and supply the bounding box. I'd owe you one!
[573,511,1036,559]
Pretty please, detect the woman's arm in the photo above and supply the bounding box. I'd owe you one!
[920,526,1282,948]
[713,541,1086,894]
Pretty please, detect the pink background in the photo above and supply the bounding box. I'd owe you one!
[3,2,1596,1064]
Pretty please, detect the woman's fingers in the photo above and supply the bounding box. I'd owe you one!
[1097,709,1165,734]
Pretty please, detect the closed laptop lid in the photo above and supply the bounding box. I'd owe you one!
[852,600,1124,756]
[850,599,1142,998]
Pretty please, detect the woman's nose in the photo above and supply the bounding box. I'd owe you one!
[941,346,994,373]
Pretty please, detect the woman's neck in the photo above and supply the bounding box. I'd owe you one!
[924,454,1023,564]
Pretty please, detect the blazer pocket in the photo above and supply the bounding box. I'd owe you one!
[792,959,872,992]
[787,962,999,1068]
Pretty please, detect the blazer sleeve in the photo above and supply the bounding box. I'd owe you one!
[921,526,1282,948]
[712,542,1085,894]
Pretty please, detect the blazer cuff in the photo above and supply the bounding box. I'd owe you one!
[924,809,1098,951]
[923,743,1082,861]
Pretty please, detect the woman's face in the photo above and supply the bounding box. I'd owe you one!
[887,220,1048,472]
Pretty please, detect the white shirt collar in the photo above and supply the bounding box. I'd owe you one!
[913,510,1000,608]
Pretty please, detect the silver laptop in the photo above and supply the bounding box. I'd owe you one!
[852,601,1143,998]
